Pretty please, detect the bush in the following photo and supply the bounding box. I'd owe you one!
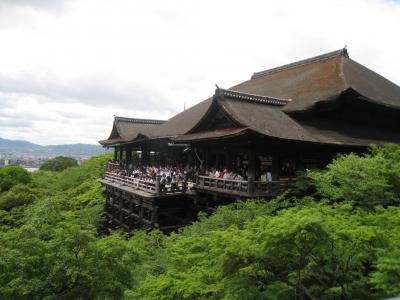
[40,156,78,172]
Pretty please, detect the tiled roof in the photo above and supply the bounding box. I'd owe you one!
[100,48,400,147]
[251,48,348,79]
[99,116,166,145]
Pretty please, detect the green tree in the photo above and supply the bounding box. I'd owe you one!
[0,154,137,299]
[133,204,398,300]
[307,150,400,208]
[40,156,78,172]
[0,224,138,299]
[0,164,31,192]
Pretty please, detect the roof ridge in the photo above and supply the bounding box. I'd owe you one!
[251,48,349,79]
[114,116,166,124]
[215,87,291,106]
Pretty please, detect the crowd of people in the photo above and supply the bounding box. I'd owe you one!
[204,168,245,180]
[106,161,194,184]
[204,167,273,182]
[106,161,275,184]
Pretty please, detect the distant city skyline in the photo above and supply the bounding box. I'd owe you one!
[0,0,399,144]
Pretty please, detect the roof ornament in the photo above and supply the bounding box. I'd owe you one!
[215,84,221,97]
[342,46,349,58]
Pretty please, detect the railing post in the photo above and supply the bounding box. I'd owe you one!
[103,163,107,179]
[183,180,188,192]
[155,175,161,195]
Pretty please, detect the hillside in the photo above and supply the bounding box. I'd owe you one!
[0,146,399,299]
[0,137,109,158]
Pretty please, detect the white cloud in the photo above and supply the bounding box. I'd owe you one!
[0,0,399,144]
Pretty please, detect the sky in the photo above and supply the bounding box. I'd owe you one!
[0,0,399,145]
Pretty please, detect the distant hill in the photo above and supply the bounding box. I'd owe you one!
[0,138,43,151]
[0,138,110,158]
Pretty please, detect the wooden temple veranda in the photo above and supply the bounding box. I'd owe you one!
[99,48,400,232]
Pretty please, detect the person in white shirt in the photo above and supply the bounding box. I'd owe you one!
[266,168,273,182]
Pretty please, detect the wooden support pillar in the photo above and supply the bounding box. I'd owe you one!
[154,152,159,165]
[187,150,193,168]
[151,206,159,227]
[128,201,133,230]
[114,147,118,161]
[119,198,123,225]
[119,146,123,161]
[185,207,192,224]
[139,199,144,224]
[204,149,209,171]
[248,148,255,195]
[232,152,237,172]
[155,175,161,195]
[297,152,304,172]
[272,154,280,180]
[126,146,132,168]
[216,152,220,170]
[142,143,149,166]
[226,151,232,171]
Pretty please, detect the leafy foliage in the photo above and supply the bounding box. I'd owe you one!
[131,203,399,300]
[1,147,400,299]
[40,156,79,172]
[0,184,39,211]
[0,164,31,192]
[0,224,138,299]
[306,144,400,208]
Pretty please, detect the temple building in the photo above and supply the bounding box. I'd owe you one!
[99,48,400,232]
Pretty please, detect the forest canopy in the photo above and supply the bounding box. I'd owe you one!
[40,156,79,172]
[0,145,400,299]
[0,164,31,192]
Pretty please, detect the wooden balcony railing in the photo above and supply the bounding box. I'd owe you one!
[196,175,294,197]
[253,179,293,196]
[103,172,187,195]
[196,176,249,194]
